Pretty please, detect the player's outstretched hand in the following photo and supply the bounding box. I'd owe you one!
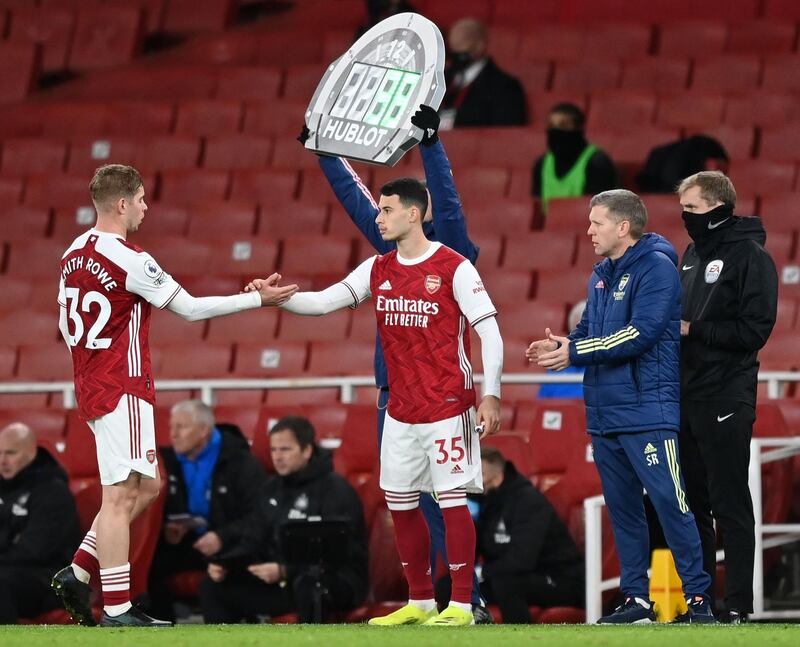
[410,104,440,146]
[525,327,559,363]
[536,331,572,371]
[207,563,227,583]
[246,273,299,306]
[297,125,310,146]
[476,394,501,439]
[248,562,282,584]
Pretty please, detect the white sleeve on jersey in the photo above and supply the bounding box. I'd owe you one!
[452,259,497,326]
[166,289,262,322]
[474,316,503,399]
[57,275,66,307]
[281,256,375,315]
[124,253,183,309]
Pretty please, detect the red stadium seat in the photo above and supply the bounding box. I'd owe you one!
[471,232,503,268]
[658,21,727,57]
[266,388,340,405]
[258,201,328,238]
[480,269,533,304]
[109,0,166,35]
[0,177,22,203]
[298,166,359,204]
[619,58,690,93]
[213,405,261,441]
[206,237,279,277]
[692,55,762,92]
[0,408,66,440]
[584,23,653,59]
[5,239,67,278]
[760,331,800,369]
[176,274,242,299]
[473,129,545,167]
[162,0,236,32]
[159,169,230,202]
[174,99,242,136]
[229,169,298,202]
[307,340,374,376]
[203,135,272,170]
[142,236,214,275]
[280,235,353,274]
[765,230,794,264]
[592,126,680,165]
[277,308,350,342]
[452,167,509,203]
[535,268,590,307]
[162,32,258,64]
[564,0,757,21]
[760,125,800,161]
[0,346,16,380]
[0,42,38,104]
[7,6,74,73]
[149,307,206,344]
[2,139,67,175]
[543,197,589,232]
[185,201,257,237]
[764,0,800,18]
[242,99,308,137]
[483,432,536,476]
[17,343,73,380]
[205,307,279,342]
[214,65,281,101]
[519,24,585,62]
[588,92,657,131]
[729,160,797,194]
[552,60,622,92]
[724,92,800,128]
[270,136,326,171]
[420,0,491,28]
[656,94,725,130]
[773,298,797,333]
[762,55,800,91]
[232,341,307,377]
[464,198,534,235]
[759,194,800,233]
[0,206,50,240]
[321,29,354,64]
[503,232,576,270]
[728,21,797,55]
[686,124,754,160]
[496,59,551,95]
[492,0,559,24]
[24,174,93,208]
[69,6,144,71]
[499,300,567,340]
[156,342,231,378]
[515,399,588,477]
[282,63,328,101]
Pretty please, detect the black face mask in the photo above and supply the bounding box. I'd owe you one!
[449,52,473,74]
[681,204,734,242]
[547,128,587,164]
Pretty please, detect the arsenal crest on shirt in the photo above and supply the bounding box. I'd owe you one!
[425,275,442,294]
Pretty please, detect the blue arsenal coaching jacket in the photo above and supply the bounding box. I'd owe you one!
[568,233,681,436]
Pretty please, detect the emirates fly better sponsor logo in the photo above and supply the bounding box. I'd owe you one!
[376,295,439,328]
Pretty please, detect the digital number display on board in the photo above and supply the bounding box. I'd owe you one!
[304,13,445,166]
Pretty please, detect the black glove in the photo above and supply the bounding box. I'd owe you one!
[410,104,440,146]
[297,125,310,146]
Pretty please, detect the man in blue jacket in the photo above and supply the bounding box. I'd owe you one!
[527,190,714,624]
[299,105,488,622]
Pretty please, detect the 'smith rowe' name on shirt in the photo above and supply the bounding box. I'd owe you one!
[376,294,440,328]
[60,255,119,292]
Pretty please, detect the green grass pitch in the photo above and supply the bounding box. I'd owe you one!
[1,624,798,647]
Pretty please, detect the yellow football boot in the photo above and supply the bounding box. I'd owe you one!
[368,603,438,626]
[422,605,475,626]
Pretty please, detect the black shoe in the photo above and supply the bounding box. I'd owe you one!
[472,604,494,624]
[100,605,173,627]
[671,595,717,624]
[51,566,96,627]
[725,609,748,624]
[597,597,656,624]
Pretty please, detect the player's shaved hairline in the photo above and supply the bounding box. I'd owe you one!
[380,177,429,218]
[89,164,144,213]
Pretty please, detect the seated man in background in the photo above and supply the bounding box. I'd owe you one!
[201,416,367,624]
[437,447,583,623]
[636,135,729,194]
[532,103,617,213]
[439,17,527,128]
[0,423,81,624]
[147,400,267,621]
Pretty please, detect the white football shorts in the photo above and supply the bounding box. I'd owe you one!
[87,394,158,485]
[380,407,483,494]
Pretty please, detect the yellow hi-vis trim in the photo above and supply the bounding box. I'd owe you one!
[664,438,690,513]
[574,325,640,355]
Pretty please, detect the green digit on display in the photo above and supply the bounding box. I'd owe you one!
[364,69,403,126]
[379,71,420,129]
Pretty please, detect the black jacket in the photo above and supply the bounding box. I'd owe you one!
[0,447,81,571]
[159,425,268,551]
[680,216,778,405]
[443,58,527,127]
[231,448,368,602]
[477,461,583,582]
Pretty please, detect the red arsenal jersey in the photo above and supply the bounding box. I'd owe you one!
[342,242,497,424]
[58,230,182,420]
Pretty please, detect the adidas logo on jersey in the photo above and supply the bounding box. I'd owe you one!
[644,443,657,454]
[450,464,464,474]
[378,280,392,290]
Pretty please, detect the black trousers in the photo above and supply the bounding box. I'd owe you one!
[146,537,206,621]
[0,566,61,624]
[680,399,756,613]
[199,568,361,624]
